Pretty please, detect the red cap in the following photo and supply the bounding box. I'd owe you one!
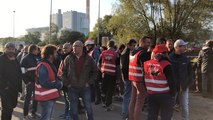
[153,44,168,54]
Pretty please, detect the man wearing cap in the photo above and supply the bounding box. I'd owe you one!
[169,39,193,120]
[0,42,22,120]
[85,39,102,104]
[144,44,175,120]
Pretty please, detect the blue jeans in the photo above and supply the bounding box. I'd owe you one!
[40,99,55,120]
[181,88,189,120]
[122,79,131,118]
[68,87,94,120]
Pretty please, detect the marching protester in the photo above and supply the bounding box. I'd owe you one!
[85,39,101,104]
[35,45,63,120]
[21,44,39,119]
[98,40,120,111]
[57,43,72,119]
[169,39,193,120]
[151,37,167,59]
[62,40,97,120]
[144,44,176,120]
[0,42,22,120]
[128,36,151,120]
[197,40,213,97]
[166,39,174,55]
[120,39,137,119]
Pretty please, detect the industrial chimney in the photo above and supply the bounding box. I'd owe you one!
[86,0,90,29]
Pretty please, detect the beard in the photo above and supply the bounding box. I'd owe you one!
[6,52,15,57]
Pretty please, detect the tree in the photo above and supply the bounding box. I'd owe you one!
[58,30,85,44]
[89,15,113,43]
[21,32,41,44]
[110,0,213,44]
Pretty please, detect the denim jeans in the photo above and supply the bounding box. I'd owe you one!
[68,87,94,120]
[62,90,70,116]
[40,99,55,120]
[181,88,189,120]
[147,93,175,120]
[122,79,132,118]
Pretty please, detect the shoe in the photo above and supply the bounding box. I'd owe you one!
[105,106,113,112]
[174,104,180,112]
[23,116,31,120]
[31,113,41,119]
[59,113,66,119]
[95,100,101,105]
[65,115,71,120]
[122,116,128,120]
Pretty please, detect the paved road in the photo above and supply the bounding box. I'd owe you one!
[1,93,213,120]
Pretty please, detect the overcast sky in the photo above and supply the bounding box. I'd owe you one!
[0,0,116,37]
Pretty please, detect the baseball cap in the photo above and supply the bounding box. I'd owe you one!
[153,44,168,54]
[174,39,188,48]
[85,39,94,46]
[4,42,15,49]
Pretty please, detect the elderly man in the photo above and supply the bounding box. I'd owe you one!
[62,40,98,120]
[0,42,22,120]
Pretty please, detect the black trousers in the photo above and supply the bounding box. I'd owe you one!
[147,93,175,120]
[23,82,37,116]
[0,89,18,120]
[94,71,102,102]
[102,74,116,107]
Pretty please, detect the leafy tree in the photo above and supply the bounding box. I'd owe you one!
[58,30,85,44]
[108,0,213,44]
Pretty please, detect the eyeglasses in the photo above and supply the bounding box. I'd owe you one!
[73,45,83,48]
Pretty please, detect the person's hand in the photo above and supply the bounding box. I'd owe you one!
[60,81,63,89]
[4,86,9,90]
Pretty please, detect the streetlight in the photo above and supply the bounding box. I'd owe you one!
[49,0,53,44]
[97,0,100,45]
[13,10,15,38]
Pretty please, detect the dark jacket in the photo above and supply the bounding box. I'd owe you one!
[0,54,22,92]
[120,47,130,80]
[21,53,38,84]
[62,52,98,88]
[197,47,213,73]
[169,53,193,90]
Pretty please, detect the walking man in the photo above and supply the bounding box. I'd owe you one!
[35,45,63,120]
[62,41,97,120]
[21,44,39,119]
[197,40,213,97]
[98,40,120,111]
[120,39,136,119]
[0,42,22,120]
[169,39,193,120]
[128,36,151,120]
[144,44,176,120]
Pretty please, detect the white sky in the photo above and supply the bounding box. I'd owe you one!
[0,0,116,38]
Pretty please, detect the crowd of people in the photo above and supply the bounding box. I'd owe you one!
[0,37,213,120]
